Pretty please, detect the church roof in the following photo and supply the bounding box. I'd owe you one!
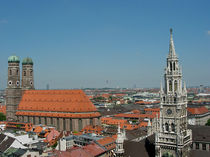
[8,55,20,63]
[22,57,33,65]
[16,90,100,118]
[187,106,209,115]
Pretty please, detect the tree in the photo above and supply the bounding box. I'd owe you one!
[0,113,6,121]
[205,119,210,126]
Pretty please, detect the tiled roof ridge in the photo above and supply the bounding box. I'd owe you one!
[18,89,100,115]
[187,106,209,115]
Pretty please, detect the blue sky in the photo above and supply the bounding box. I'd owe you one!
[0,0,210,89]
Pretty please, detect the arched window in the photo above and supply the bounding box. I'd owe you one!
[170,62,172,71]
[173,62,176,71]
[163,96,165,103]
[16,69,19,75]
[30,70,33,76]
[169,80,172,91]
[174,80,178,91]
[171,123,175,132]
[9,70,12,75]
[165,123,169,131]
[24,71,26,76]
[174,97,177,103]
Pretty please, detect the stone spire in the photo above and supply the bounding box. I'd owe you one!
[115,124,124,156]
[183,81,187,94]
[155,29,192,157]
[160,81,164,94]
[168,28,177,58]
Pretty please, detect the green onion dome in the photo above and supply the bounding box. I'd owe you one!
[22,57,33,65]
[8,55,20,63]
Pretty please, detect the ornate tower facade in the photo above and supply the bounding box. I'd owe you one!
[21,57,34,90]
[115,125,125,157]
[6,56,22,121]
[155,29,192,157]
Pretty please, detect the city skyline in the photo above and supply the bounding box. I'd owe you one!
[0,0,210,89]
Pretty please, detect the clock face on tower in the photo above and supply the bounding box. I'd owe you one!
[167,109,172,115]
[8,81,12,86]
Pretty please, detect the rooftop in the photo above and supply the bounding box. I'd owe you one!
[17,90,100,118]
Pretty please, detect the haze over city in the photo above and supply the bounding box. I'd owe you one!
[0,0,210,89]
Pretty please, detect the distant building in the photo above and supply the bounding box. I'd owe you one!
[188,106,210,125]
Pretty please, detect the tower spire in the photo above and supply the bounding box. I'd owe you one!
[168,28,177,58]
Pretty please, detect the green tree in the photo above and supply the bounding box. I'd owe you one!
[0,113,6,121]
[205,119,210,126]
[51,142,57,149]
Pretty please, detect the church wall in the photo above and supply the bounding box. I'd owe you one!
[35,117,40,125]
[24,116,28,123]
[59,118,63,131]
[72,119,79,132]
[65,119,70,131]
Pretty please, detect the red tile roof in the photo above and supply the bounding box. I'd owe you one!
[0,105,6,115]
[96,136,116,151]
[46,129,60,142]
[114,113,156,119]
[144,108,160,112]
[80,125,103,134]
[68,147,92,157]
[83,143,105,156]
[187,106,209,115]
[17,90,100,118]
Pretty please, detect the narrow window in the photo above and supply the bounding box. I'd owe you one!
[165,123,169,131]
[30,70,33,76]
[196,143,199,149]
[163,96,165,103]
[173,62,176,71]
[170,62,172,71]
[24,71,26,76]
[10,70,12,75]
[17,69,19,75]
[202,144,206,150]
[169,80,172,91]
[174,97,177,103]
[174,80,178,91]
[171,123,175,132]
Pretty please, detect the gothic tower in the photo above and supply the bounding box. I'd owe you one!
[6,55,22,121]
[21,57,34,90]
[155,29,192,157]
[115,125,125,157]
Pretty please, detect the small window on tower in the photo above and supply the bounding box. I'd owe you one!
[174,80,178,91]
[30,70,33,76]
[169,81,172,91]
[171,123,175,132]
[165,123,169,131]
[170,62,172,71]
[24,71,26,76]
[173,62,176,71]
[10,70,12,75]
[17,69,19,75]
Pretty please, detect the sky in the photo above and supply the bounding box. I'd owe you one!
[0,0,210,89]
